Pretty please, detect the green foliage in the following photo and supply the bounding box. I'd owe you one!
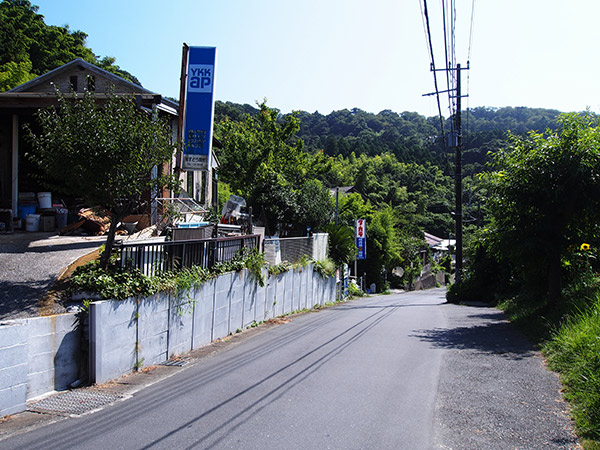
[216,101,333,235]
[324,223,356,266]
[70,248,268,300]
[0,0,139,91]
[70,261,162,300]
[312,258,336,278]
[0,59,36,91]
[347,281,364,298]
[480,112,600,307]
[360,206,405,288]
[458,113,600,446]
[544,293,600,442]
[26,89,180,268]
[267,261,293,276]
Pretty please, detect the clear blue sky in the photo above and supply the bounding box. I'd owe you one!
[34,0,600,118]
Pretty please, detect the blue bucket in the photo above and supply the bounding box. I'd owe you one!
[18,205,36,222]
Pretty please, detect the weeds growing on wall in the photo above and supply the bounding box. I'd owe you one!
[69,249,334,301]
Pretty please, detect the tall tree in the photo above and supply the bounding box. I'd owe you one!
[26,91,179,268]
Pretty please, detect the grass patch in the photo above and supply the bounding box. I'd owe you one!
[543,294,600,444]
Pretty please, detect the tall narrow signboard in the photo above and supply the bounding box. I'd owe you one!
[356,219,366,260]
[182,46,217,171]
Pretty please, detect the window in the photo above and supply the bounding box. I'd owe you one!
[69,76,78,91]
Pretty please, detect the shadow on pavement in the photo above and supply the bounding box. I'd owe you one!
[0,277,57,320]
[410,308,537,360]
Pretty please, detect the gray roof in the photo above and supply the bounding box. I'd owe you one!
[8,58,179,111]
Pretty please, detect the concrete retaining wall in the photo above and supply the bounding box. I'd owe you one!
[0,313,81,417]
[90,266,336,384]
[0,266,335,416]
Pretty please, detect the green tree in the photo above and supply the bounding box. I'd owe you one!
[325,223,356,266]
[361,205,404,290]
[215,101,333,235]
[26,90,180,268]
[484,112,600,307]
[0,59,36,91]
[0,0,139,91]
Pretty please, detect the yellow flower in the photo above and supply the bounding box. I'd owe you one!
[580,243,590,251]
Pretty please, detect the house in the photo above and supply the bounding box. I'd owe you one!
[0,58,218,230]
[329,186,359,197]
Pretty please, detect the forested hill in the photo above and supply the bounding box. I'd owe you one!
[215,101,562,174]
[0,0,139,91]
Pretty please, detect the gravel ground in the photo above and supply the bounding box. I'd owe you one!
[427,303,580,449]
[0,232,105,320]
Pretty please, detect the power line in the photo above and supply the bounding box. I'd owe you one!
[421,0,446,139]
[441,0,452,116]
[465,0,476,138]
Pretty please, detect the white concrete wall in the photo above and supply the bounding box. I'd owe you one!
[0,322,28,416]
[89,265,336,384]
[0,313,81,417]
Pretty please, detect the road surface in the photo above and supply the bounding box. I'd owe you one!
[1,288,578,449]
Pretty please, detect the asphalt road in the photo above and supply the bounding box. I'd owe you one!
[1,288,579,449]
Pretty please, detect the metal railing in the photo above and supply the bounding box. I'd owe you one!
[116,234,260,276]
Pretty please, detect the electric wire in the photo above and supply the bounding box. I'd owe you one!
[421,0,446,140]
[441,0,453,117]
[465,0,476,139]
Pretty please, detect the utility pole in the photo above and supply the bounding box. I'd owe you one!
[423,62,468,285]
[454,64,463,285]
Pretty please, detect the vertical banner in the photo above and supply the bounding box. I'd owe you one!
[182,46,217,171]
[356,219,366,260]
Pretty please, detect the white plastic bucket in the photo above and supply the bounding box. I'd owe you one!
[26,214,40,232]
[37,192,52,209]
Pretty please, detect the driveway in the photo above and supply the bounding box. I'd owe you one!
[0,232,105,320]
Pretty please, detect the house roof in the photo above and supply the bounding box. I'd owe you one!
[10,58,146,93]
[424,231,443,246]
[329,186,358,197]
[4,58,179,113]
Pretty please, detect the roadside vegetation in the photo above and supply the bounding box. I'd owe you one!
[451,113,600,448]
[69,249,337,302]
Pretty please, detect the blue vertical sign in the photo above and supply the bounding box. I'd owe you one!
[356,219,366,260]
[182,46,217,171]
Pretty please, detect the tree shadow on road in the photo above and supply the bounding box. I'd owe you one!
[410,307,537,361]
[0,277,60,320]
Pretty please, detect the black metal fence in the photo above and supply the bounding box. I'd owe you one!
[116,234,260,276]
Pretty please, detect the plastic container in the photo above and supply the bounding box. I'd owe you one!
[26,214,40,232]
[37,192,52,209]
[18,205,37,221]
[56,208,68,230]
